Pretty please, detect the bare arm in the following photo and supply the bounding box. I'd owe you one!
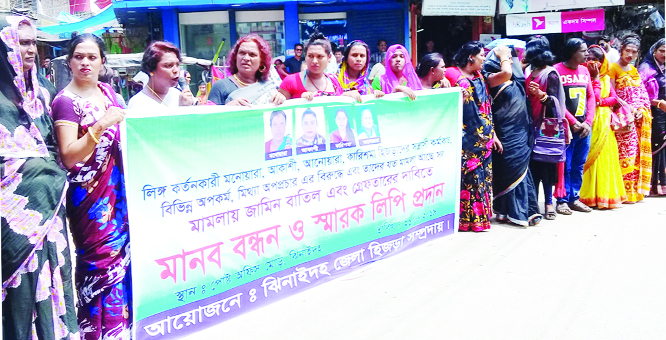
[56,107,124,169]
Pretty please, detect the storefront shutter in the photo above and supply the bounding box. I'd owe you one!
[347,9,405,54]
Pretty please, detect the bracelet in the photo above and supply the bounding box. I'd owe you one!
[500,59,511,66]
[89,130,100,144]
[540,93,548,102]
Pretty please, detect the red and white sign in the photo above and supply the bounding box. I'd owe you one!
[506,9,605,36]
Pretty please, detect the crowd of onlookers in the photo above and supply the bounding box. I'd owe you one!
[2,12,665,340]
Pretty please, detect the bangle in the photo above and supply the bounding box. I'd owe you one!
[89,130,100,144]
[500,59,511,66]
[540,93,548,102]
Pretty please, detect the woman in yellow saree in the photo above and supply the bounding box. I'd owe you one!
[580,45,627,208]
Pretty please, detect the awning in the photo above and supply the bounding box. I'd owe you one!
[39,5,119,36]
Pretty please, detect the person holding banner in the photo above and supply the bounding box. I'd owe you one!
[638,38,666,196]
[208,34,285,106]
[128,41,196,108]
[51,33,131,340]
[416,53,451,89]
[445,41,499,232]
[336,40,385,101]
[578,45,627,209]
[279,32,345,100]
[483,45,542,226]
[372,44,421,100]
[1,18,79,339]
[608,35,653,203]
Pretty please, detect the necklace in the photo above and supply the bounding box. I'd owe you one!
[233,74,251,87]
[147,84,164,104]
[307,72,326,92]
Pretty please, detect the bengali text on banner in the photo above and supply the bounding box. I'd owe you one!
[120,89,463,339]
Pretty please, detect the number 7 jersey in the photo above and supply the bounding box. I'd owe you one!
[554,62,596,126]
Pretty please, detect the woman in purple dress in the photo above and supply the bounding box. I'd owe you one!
[52,33,130,340]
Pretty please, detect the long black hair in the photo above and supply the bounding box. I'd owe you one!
[452,41,484,68]
[524,35,556,68]
[416,53,444,78]
[66,32,107,65]
[305,31,332,55]
[562,38,585,62]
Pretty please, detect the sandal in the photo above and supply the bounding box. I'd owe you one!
[556,202,573,215]
[545,205,557,220]
[570,200,592,213]
[529,215,543,226]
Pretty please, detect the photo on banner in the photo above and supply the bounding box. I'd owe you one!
[264,109,293,160]
[326,104,357,150]
[356,105,381,146]
[294,107,327,155]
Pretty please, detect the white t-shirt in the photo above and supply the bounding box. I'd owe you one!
[128,87,180,109]
[606,48,620,65]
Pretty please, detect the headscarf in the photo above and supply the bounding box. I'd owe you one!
[639,38,665,92]
[337,40,371,95]
[0,16,44,120]
[0,17,48,159]
[378,44,422,93]
[588,44,610,78]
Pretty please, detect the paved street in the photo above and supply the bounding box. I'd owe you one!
[187,197,666,340]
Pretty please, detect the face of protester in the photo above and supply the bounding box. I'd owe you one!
[335,111,348,131]
[305,45,329,75]
[426,40,435,51]
[43,58,50,69]
[236,41,262,80]
[568,43,588,66]
[348,45,367,73]
[431,59,446,81]
[271,114,286,142]
[620,44,639,65]
[335,51,343,64]
[378,41,387,53]
[302,113,318,139]
[655,45,666,65]
[390,50,406,74]
[295,45,303,58]
[469,50,486,72]
[362,110,374,129]
[152,52,180,88]
[185,72,191,84]
[198,84,206,95]
[69,39,104,82]
[18,24,37,73]
[599,39,610,52]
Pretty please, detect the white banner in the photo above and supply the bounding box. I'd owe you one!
[422,0,496,16]
[501,0,624,14]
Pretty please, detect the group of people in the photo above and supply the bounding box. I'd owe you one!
[2,12,665,340]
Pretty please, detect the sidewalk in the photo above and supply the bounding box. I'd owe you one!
[185,197,666,339]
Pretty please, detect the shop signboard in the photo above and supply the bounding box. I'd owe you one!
[422,0,496,16]
[506,9,605,36]
[501,0,624,14]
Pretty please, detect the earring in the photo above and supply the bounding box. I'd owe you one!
[259,65,266,72]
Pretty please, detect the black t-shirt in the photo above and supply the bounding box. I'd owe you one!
[284,57,303,74]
